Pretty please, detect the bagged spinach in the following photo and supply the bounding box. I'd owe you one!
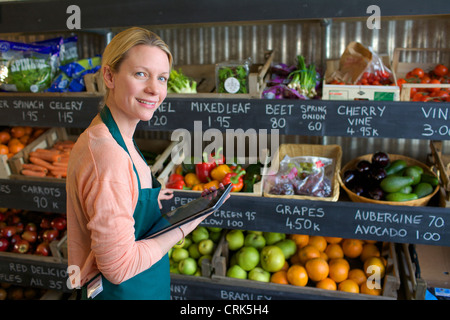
[34,35,79,66]
[0,40,58,92]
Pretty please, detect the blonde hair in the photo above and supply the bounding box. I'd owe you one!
[101,27,173,97]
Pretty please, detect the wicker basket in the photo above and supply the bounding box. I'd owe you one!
[339,154,439,206]
[263,144,342,201]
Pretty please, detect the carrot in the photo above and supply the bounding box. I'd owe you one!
[52,161,68,168]
[50,170,67,178]
[21,169,47,177]
[29,151,62,163]
[29,156,57,171]
[22,163,48,173]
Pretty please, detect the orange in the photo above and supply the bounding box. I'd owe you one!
[320,251,328,261]
[8,138,21,148]
[325,243,344,260]
[360,281,381,296]
[324,236,342,244]
[305,258,329,282]
[328,259,349,283]
[364,239,377,244]
[297,245,321,265]
[0,144,8,155]
[342,238,363,259]
[360,243,380,262]
[281,260,289,272]
[8,142,24,154]
[10,127,26,138]
[316,277,337,291]
[270,270,289,285]
[364,256,386,278]
[0,131,10,144]
[23,127,33,135]
[286,265,308,287]
[290,234,309,249]
[338,279,360,293]
[290,253,302,265]
[348,268,367,286]
[329,257,350,270]
[308,236,327,252]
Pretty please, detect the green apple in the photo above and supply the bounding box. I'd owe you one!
[207,227,222,233]
[194,269,202,277]
[168,247,173,259]
[244,233,266,250]
[226,264,247,279]
[209,231,222,243]
[263,232,286,245]
[198,254,212,267]
[198,239,215,255]
[247,230,263,235]
[226,230,245,251]
[188,243,201,259]
[236,246,260,271]
[170,260,179,274]
[274,239,297,259]
[248,267,270,282]
[192,226,209,243]
[172,248,189,262]
[178,257,198,275]
[260,245,285,272]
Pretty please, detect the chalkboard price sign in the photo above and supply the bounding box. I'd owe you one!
[0,253,70,292]
[0,179,66,213]
[161,191,450,246]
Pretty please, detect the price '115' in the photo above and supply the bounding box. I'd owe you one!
[58,111,73,123]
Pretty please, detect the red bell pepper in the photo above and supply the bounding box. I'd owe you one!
[168,173,184,183]
[222,169,246,192]
[166,180,187,189]
[195,147,226,183]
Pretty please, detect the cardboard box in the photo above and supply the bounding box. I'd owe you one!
[322,56,400,101]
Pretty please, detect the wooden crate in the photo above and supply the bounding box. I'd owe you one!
[168,50,274,99]
[429,140,450,207]
[322,56,400,101]
[396,243,427,300]
[7,128,68,182]
[158,143,268,197]
[263,144,342,202]
[211,231,400,300]
[392,48,450,101]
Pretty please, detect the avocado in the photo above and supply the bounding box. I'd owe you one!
[380,175,414,193]
[385,192,419,202]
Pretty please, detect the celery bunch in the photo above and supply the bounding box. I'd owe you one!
[167,69,197,94]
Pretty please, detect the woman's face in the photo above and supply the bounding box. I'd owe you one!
[106,44,170,123]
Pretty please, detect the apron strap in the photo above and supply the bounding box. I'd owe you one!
[99,106,142,190]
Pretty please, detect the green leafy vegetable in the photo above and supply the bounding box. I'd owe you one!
[287,55,319,98]
[217,65,248,94]
[167,69,197,94]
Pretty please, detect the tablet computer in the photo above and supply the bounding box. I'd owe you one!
[141,183,232,240]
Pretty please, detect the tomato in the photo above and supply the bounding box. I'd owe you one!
[411,68,425,79]
[434,64,448,77]
[397,78,406,87]
[436,90,449,100]
[429,79,441,93]
[409,87,418,97]
[420,75,431,83]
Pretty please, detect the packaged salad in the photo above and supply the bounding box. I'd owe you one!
[0,40,58,92]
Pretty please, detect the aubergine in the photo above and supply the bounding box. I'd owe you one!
[371,151,390,168]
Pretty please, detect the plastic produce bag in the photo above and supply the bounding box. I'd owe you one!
[216,57,252,94]
[0,40,58,92]
[59,56,101,78]
[265,155,334,197]
[34,36,79,66]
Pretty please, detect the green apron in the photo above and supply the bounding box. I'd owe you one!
[81,106,170,300]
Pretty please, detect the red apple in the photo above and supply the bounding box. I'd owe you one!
[24,222,37,233]
[40,217,51,229]
[35,242,50,256]
[42,229,59,242]
[10,234,21,246]
[0,238,9,252]
[1,226,16,238]
[21,230,37,243]
[51,216,67,231]
[13,239,29,254]
[14,222,24,234]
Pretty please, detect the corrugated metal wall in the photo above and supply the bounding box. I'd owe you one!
[150,16,450,163]
[3,15,449,163]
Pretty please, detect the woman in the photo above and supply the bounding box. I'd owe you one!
[66,27,214,300]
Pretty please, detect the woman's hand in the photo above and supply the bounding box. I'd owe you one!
[158,188,174,209]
